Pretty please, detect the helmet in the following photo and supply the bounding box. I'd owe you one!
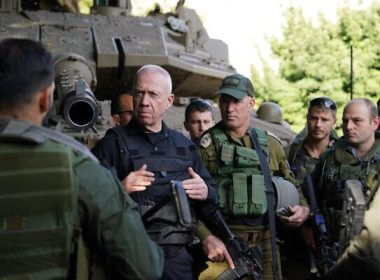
[272,176,299,215]
[257,102,283,124]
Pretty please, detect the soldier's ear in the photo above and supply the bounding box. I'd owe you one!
[184,121,189,132]
[38,84,54,115]
[372,116,380,131]
[112,114,121,126]
[166,93,174,109]
[249,98,256,110]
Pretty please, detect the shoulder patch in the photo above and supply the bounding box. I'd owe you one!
[267,131,283,145]
[200,133,212,148]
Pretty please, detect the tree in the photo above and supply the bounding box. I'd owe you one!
[252,3,380,132]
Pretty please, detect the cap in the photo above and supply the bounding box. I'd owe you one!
[217,74,254,99]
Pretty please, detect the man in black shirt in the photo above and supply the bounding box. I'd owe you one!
[92,64,220,280]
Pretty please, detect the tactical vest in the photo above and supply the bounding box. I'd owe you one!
[288,131,337,184]
[110,126,193,245]
[209,126,269,218]
[0,120,80,279]
[321,138,380,243]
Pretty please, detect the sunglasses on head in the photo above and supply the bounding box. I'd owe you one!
[309,97,337,110]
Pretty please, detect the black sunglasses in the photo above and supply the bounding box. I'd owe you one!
[309,97,337,110]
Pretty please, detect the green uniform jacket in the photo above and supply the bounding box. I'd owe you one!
[75,150,164,279]
[328,165,380,279]
[0,119,164,280]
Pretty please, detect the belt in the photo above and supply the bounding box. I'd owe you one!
[225,215,267,226]
[235,231,263,243]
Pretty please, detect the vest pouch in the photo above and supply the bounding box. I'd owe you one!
[0,141,76,279]
[220,143,235,166]
[235,146,260,167]
[339,164,361,181]
[231,173,249,216]
[249,174,267,216]
[215,177,231,212]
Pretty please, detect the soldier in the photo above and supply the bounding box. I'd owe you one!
[284,97,337,279]
[311,98,380,260]
[184,98,215,143]
[91,64,221,279]
[327,164,380,279]
[288,97,338,186]
[111,92,133,126]
[0,38,163,279]
[198,73,310,280]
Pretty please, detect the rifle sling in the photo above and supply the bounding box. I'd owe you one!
[249,129,279,280]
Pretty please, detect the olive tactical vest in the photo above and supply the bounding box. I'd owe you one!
[321,138,380,243]
[209,126,269,217]
[0,122,79,279]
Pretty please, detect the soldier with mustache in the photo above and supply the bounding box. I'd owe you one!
[288,97,338,186]
[284,97,338,279]
[308,98,380,269]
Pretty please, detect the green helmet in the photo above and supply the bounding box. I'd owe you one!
[257,102,283,124]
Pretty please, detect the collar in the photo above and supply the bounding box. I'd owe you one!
[216,121,250,147]
[126,118,169,136]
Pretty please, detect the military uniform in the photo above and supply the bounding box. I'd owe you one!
[198,121,306,280]
[0,119,164,279]
[92,118,219,280]
[327,164,380,279]
[317,137,380,247]
[288,130,338,185]
[282,130,338,280]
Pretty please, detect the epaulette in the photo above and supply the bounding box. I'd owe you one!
[199,133,212,148]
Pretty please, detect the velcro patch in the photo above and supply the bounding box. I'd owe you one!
[200,133,212,148]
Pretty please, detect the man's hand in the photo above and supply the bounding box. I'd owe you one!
[202,234,235,269]
[182,167,208,200]
[121,164,154,193]
[279,205,310,227]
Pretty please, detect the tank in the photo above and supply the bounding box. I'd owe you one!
[0,0,295,147]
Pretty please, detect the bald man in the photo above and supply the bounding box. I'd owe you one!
[92,65,220,280]
[310,98,380,270]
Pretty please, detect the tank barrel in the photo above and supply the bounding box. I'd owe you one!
[54,54,99,131]
[58,79,99,131]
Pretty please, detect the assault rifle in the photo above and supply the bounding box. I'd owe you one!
[213,211,263,280]
[305,175,339,277]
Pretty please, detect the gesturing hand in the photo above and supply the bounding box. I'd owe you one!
[182,167,208,200]
[121,164,154,194]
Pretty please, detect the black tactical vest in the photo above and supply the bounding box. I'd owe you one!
[109,126,193,245]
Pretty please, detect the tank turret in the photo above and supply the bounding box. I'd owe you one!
[0,0,236,145]
[0,0,295,147]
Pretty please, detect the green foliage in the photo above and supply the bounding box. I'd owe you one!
[252,3,380,133]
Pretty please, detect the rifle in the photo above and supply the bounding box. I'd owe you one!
[213,211,263,280]
[305,175,339,277]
